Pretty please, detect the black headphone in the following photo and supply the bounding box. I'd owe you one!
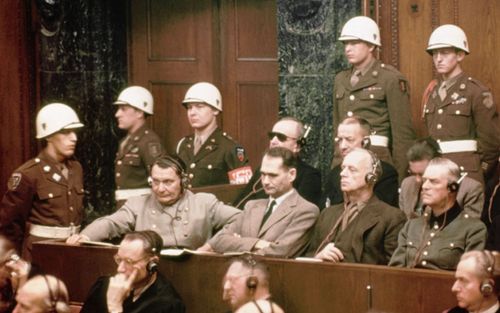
[150,155,189,189]
[365,150,381,185]
[297,124,312,147]
[362,136,371,149]
[42,275,68,313]
[245,256,259,292]
[480,250,496,296]
[447,173,467,193]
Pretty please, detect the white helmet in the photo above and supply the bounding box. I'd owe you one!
[182,82,222,111]
[426,24,469,54]
[339,16,381,46]
[113,86,154,115]
[36,103,84,139]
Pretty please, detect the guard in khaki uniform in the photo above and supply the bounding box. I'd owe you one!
[333,16,416,181]
[176,82,249,188]
[389,158,486,271]
[113,86,164,204]
[423,24,500,185]
[0,103,85,260]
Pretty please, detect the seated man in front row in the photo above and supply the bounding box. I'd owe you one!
[67,156,240,248]
[81,231,185,313]
[390,158,486,270]
[222,256,284,313]
[446,250,500,313]
[306,148,405,264]
[198,147,319,257]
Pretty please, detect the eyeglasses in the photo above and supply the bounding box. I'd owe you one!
[113,254,148,267]
[267,132,297,142]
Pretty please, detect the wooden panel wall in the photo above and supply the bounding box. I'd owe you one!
[0,1,35,196]
[373,0,500,137]
[128,0,278,169]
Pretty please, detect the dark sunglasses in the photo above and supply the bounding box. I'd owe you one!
[267,131,296,142]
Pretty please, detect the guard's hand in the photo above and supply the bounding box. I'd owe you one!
[66,234,90,245]
[106,269,137,312]
[314,243,344,262]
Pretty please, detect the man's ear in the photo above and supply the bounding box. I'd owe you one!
[457,50,466,62]
[288,167,297,182]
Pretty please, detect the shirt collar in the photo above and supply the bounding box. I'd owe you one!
[269,189,294,208]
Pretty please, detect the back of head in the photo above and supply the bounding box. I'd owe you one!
[406,137,441,162]
[21,275,69,313]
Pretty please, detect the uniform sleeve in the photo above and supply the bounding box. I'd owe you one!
[385,75,416,180]
[0,172,35,250]
[388,219,411,267]
[81,202,138,241]
[206,194,241,231]
[332,75,342,139]
[464,221,487,252]
[224,144,249,170]
[471,88,500,175]
[141,135,166,169]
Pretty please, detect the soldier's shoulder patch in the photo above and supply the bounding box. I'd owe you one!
[482,91,494,109]
[148,142,162,157]
[235,147,246,162]
[8,173,22,191]
[399,79,408,93]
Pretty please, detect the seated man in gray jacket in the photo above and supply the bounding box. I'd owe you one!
[67,155,241,248]
[198,147,319,258]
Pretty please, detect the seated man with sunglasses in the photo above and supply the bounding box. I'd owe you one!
[233,117,322,208]
[81,231,185,313]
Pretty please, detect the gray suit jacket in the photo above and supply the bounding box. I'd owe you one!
[208,189,319,258]
[399,176,484,219]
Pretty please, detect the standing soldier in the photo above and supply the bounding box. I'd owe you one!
[0,103,85,260]
[176,82,249,188]
[423,24,500,185]
[333,16,416,180]
[113,86,165,205]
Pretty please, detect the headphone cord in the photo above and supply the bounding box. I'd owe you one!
[410,208,448,268]
[235,176,264,209]
[163,207,182,248]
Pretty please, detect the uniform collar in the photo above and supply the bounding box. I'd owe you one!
[428,201,461,229]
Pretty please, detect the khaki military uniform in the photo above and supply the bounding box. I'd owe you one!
[333,59,416,180]
[81,190,241,249]
[389,203,486,271]
[423,73,500,184]
[0,151,85,259]
[176,128,248,188]
[115,124,164,201]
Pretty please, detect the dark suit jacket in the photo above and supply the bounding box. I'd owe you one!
[81,274,185,313]
[400,176,484,219]
[321,160,399,209]
[306,195,406,265]
[233,158,322,208]
[209,189,319,258]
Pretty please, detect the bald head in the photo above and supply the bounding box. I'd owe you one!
[14,275,69,313]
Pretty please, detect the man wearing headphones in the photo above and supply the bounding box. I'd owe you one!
[13,275,70,313]
[306,148,405,264]
[222,257,283,313]
[176,82,249,188]
[322,116,399,208]
[113,86,165,204]
[400,138,484,219]
[66,156,240,248]
[390,158,486,270]
[200,147,319,257]
[447,250,500,312]
[81,231,184,313]
[234,117,322,208]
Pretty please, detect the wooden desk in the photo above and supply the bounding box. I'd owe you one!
[33,241,456,313]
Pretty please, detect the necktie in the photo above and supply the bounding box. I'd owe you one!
[260,200,276,230]
[341,203,359,231]
[438,82,447,101]
[119,136,130,154]
[60,164,69,180]
[350,70,361,86]
[193,136,203,155]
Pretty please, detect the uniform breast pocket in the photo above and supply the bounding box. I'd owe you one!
[37,186,63,212]
[123,154,141,167]
[437,241,465,270]
[446,103,472,134]
[359,90,386,107]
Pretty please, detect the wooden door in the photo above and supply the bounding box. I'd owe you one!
[128,0,278,169]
